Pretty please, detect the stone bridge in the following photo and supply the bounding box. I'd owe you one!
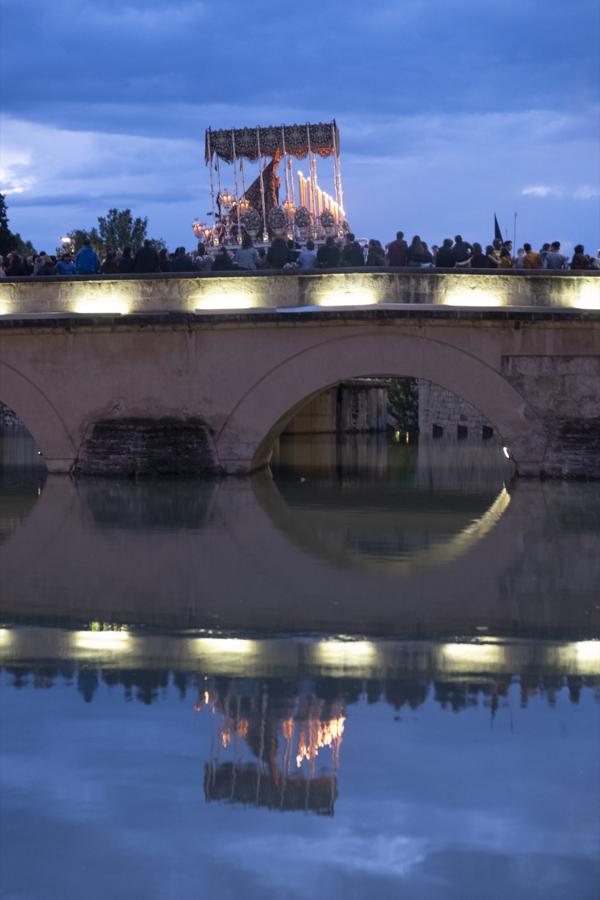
[0,270,599,477]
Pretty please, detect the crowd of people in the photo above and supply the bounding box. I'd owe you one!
[1,232,599,277]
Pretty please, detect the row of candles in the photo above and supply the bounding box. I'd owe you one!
[296,171,344,223]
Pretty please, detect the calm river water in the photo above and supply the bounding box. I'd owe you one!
[0,428,599,899]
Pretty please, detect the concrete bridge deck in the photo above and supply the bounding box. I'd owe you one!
[1,272,599,478]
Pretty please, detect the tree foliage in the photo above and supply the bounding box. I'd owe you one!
[386,377,419,433]
[65,208,149,256]
[0,193,36,256]
[97,208,148,253]
[64,228,103,254]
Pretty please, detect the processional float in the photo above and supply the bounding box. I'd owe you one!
[193,121,347,245]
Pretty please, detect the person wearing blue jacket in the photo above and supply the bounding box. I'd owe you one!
[75,242,100,274]
[56,254,76,275]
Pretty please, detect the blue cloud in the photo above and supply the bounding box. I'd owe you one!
[1,0,598,250]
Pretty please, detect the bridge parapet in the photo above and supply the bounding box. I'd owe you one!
[0,269,598,317]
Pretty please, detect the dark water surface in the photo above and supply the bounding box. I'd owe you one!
[1,429,599,899]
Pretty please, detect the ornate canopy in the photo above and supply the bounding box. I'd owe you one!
[205,121,340,164]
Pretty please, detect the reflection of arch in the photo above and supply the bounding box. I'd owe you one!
[253,472,511,576]
[215,332,544,472]
[0,359,76,470]
[1,473,597,638]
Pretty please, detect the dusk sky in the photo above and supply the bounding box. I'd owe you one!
[1,0,599,254]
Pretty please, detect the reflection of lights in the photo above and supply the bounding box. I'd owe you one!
[570,283,600,310]
[73,296,129,315]
[0,628,13,646]
[195,292,254,311]
[558,640,600,672]
[502,446,511,459]
[74,629,131,651]
[296,717,346,768]
[572,641,600,663]
[441,642,505,668]
[316,640,378,666]
[193,638,256,655]
[318,289,377,308]
[443,291,504,308]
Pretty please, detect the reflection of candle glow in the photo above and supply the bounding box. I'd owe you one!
[295,716,345,768]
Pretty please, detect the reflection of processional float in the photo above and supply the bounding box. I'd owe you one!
[193,121,348,244]
[197,680,344,815]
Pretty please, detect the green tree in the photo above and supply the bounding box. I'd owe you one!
[0,193,36,256]
[97,208,147,253]
[387,377,419,433]
[64,228,102,254]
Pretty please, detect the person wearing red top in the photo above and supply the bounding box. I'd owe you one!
[387,231,408,266]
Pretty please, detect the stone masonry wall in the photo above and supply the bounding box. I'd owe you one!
[418,380,496,442]
[74,418,221,477]
[284,381,388,435]
[0,401,20,427]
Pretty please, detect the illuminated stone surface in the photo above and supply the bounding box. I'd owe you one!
[0,269,598,315]
[0,301,599,477]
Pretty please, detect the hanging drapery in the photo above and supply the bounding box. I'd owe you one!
[280,125,290,204]
[215,154,223,220]
[205,122,340,164]
[206,129,218,241]
[331,120,345,225]
[255,126,268,240]
[231,130,242,243]
[240,157,247,196]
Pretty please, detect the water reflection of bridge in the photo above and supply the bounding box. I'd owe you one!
[1,630,599,816]
[1,456,599,638]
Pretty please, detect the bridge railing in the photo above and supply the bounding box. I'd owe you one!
[0,268,598,317]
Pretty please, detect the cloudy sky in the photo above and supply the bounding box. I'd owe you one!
[1,0,599,253]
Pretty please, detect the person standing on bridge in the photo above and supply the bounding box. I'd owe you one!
[133,239,161,274]
[452,235,472,267]
[386,231,408,266]
[407,236,433,267]
[544,242,568,270]
[570,245,593,270]
[341,233,365,267]
[75,241,100,275]
[317,236,342,268]
[522,243,543,269]
[296,240,317,269]
[435,239,455,267]
[234,233,260,270]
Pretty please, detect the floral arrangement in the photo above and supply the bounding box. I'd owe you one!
[294,207,311,229]
[241,208,261,236]
[268,206,287,233]
[320,210,335,229]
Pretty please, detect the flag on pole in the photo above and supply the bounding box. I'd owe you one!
[494,214,503,242]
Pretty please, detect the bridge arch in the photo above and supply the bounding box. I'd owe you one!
[0,359,77,473]
[215,330,546,474]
